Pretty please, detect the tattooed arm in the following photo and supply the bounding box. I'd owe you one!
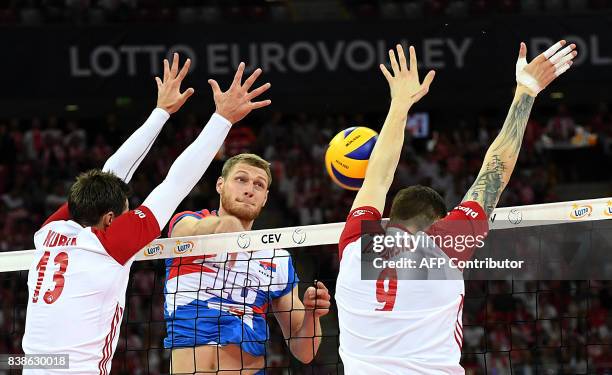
[462,40,577,216]
[462,87,534,216]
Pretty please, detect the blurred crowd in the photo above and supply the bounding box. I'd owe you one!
[1,101,611,373]
[1,0,611,25]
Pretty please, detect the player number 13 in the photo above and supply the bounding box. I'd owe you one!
[32,251,69,304]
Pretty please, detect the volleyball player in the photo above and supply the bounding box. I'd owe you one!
[164,153,331,374]
[335,41,577,374]
[22,54,271,374]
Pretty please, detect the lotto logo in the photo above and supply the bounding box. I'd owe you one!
[134,209,146,219]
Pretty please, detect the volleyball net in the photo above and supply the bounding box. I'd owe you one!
[1,197,611,373]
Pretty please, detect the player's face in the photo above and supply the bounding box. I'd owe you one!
[217,163,269,221]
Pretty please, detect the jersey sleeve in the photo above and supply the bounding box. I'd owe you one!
[92,205,161,265]
[425,200,489,266]
[269,250,300,300]
[41,202,70,228]
[167,209,211,236]
[339,206,382,258]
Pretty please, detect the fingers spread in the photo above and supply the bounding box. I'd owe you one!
[409,45,418,74]
[543,40,566,59]
[380,64,392,82]
[208,79,222,96]
[553,51,576,70]
[181,87,195,100]
[163,59,170,82]
[250,99,272,110]
[170,52,179,78]
[243,68,262,91]
[176,58,192,81]
[396,44,408,72]
[246,82,271,101]
[555,60,573,77]
[389,49,399,76]
[232,62,246,87]
[549,43,575,64]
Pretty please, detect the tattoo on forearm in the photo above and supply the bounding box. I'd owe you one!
[492,93,535,154]
[465,155,506,216]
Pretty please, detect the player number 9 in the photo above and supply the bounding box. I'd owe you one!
[375,268,397,311]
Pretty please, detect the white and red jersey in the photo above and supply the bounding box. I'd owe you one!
[23,203,160,375]
[335,201,488,375]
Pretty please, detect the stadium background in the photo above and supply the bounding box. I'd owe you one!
[1,0,612,373]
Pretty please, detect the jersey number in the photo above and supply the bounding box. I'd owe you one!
[375,268,397,311]
[32,251,69,304]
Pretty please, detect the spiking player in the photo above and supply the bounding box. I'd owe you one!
[164,153,331,374]
[335,41,576,374]
[22,54,271,374]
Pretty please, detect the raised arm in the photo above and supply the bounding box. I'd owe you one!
[142,63,271,230]
[42,54,195,227]
[101,63,271,265]
[463,41,577,216]
[351,45,435,212]
[103,53,194,183]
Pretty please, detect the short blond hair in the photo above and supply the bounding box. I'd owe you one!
[221,153,272,187]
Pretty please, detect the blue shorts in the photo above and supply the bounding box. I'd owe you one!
[164,306,269,357]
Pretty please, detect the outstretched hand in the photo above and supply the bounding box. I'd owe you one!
[380,44,435,110]
[155,53,195,114]
[208,63,272,124]
[516,40,577,96]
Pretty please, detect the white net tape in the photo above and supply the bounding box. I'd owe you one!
[1,197,610,273]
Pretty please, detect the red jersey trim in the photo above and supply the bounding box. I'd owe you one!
[339,206,382,259]
[92,205,161,266]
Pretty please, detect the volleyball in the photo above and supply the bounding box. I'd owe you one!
[325,127,378,190]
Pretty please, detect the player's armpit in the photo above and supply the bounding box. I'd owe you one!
[93,205,161,265]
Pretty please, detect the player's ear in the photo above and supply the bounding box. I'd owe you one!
[101,211,114,228]
[216,177,224,195]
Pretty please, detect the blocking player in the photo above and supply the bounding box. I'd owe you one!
[335,42,576,374]
[22,54,271,374]
[164,153,332,374]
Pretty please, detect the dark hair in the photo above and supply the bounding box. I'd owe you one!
[389,185,447,230]
[68,169,130,226]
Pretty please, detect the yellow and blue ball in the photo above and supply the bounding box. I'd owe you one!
[325,127,378,190]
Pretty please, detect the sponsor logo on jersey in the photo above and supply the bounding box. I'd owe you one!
[174,240,195,255]
[456,204,479,218]
[507,208,523,225]
[237,233,251,249]
[604,201,612,217]
[144,243,164,257]
[292,228,306,244]
[570,203,592,219]
[259,261,277,272]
